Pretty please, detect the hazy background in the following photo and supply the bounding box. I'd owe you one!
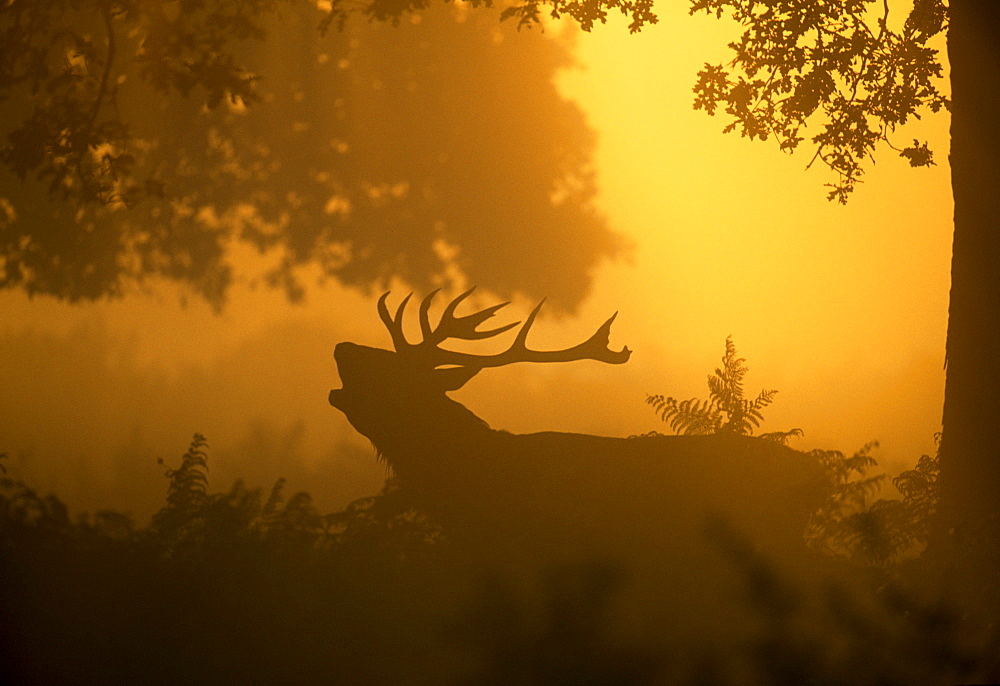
[0,4,951,518]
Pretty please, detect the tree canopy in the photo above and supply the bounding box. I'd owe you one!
[0,0,950,310]
[500,0,948,202]
[688,0,947,202]
[0,0,623,309]
[0,0,951,309]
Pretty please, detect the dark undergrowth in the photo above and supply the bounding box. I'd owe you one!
[1,436,998,685]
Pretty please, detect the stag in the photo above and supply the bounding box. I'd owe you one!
[330,289,829,640]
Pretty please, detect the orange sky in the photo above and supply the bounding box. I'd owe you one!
[0,5,953,517]
[555,7,952,461]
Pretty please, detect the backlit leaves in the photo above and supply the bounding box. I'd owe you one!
[0,1,618,310]
[690,0,948,202]
[478,0,948,201]
[499,0,658,33]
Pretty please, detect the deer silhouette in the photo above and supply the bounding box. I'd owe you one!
[329,289,829,640]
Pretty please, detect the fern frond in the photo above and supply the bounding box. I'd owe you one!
[673,398,723,435]
[162,433,210,514]
[645,394,669,415]
[708,336,748,411]
[706,373,728,406]
[262,478,287,519]
[647,337,795,439]
[646,394,721,435]
[892,453,939,500]
[758,428,804,445]
[748,388,777,411]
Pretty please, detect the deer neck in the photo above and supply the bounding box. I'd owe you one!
[371,394,494,480]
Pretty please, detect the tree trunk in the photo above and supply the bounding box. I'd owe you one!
[938,0,1000,580]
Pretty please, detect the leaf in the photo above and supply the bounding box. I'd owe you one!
[899,139,936,167]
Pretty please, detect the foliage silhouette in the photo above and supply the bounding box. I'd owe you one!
[806,441,890,565]
[646,336,802,442]
[645,338,943,572]
[454,562,663,686]
[328,290,841,658]
[802,437,943,572]
[891,442,940,548]
[484,0,996,571]
[1,433,454,684]
[0,455,75,541]
[1,432,997,684]
[151,432,209,533]
[0,1,621,309]
[705,518,991,686]
[137,434,439,564]
[688,0,948,203]
[497,0,947,202]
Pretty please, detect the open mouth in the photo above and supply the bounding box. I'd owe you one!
[328,388,346,410]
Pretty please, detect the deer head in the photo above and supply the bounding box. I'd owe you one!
[328,288,631,462]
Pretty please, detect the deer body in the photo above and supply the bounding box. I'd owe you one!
[329,291,829,645]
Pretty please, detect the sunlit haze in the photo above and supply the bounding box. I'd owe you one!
[0,5,952,518]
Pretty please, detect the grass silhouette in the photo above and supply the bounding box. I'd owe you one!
[0,435,996,685]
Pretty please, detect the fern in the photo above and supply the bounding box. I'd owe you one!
[757,428,805,446]
[262,477,287,521]
[646,336,800,440]
[149,433,212,552]
[159,433,210,516]
[806,441,902,567]
[892,450,939,546]
[646,395,722,435]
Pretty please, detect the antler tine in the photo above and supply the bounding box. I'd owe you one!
[377,291,413,351]
[422,287,521,344]
[508,298,545,351]
[425,296,631,368]
[577,311,632,364]
[451,302,520,340]
[418,288,442,343]
[439,287,477,323]
[382,288,630,368]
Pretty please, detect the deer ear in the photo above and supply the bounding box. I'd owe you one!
[433,366,481,391]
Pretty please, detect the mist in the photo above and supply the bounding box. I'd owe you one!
[3,1,996,684]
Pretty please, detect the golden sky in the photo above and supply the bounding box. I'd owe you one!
[0,5,952,517]
[554,7,952,459]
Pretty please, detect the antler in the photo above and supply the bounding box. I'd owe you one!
[377,288,631,368]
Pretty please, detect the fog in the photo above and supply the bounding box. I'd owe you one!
[4,2,988,683]
[0,6,950,521]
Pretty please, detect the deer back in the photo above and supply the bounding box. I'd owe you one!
[330,290,826,554]
[329,291,831,645]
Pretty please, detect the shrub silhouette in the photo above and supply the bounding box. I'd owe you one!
[0,432,993,685]
[808,440,941,569]
[1,434,453,685]
[646,336,802,443]
[646,338,943,571]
